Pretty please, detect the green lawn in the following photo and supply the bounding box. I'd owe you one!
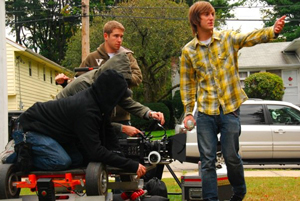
[163,177,300,201]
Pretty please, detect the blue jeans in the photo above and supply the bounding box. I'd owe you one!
[196,108,246,200]
[12,130,83,171]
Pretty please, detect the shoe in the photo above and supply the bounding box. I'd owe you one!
[229,194,244,201]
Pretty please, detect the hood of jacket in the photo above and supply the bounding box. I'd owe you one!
[93,52,132,82]
[91,69,130,115]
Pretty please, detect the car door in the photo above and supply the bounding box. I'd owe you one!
[266,104,300,158]
[239,104,273,159]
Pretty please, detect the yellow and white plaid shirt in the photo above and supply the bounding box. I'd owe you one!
[180,27,276,115]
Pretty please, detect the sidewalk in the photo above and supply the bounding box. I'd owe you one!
[162,161,300,179]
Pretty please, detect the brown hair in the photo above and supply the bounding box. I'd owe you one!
[188,1,215,35]
[103,21,125,35]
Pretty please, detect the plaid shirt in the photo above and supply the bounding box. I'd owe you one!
[180,27,275,115]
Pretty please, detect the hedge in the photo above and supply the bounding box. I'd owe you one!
[244,72,284,100]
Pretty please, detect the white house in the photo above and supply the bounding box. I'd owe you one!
[238,38,300,105]
[6,38,74,111]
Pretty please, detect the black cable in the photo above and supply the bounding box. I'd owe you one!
[5,4,300,15]
[6,13,300,25]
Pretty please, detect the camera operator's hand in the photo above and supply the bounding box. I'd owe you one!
[149,111,165,125]
[136,164,146,178]
[183,115,196,131]
[55,73,70,84]
[122,125,142,137]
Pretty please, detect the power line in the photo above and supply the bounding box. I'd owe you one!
[6,14,300,25]
[5,3,300,25]
[5,4,300,14]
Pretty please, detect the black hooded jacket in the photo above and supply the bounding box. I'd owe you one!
[19,69,138,172]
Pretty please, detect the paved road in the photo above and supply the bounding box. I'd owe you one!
[162,161,300,178]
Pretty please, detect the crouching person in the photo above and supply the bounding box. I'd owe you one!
[11,69,146,177]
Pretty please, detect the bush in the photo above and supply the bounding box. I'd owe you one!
[244,72,284,100]
[131,102,170,131]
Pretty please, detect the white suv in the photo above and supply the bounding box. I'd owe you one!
[175,99,300,164]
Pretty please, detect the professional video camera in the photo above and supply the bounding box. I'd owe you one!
[119,121,186,165]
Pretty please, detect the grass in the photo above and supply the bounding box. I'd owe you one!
[162,177,300,201]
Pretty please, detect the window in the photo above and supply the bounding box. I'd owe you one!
[267,105,300,125]
[43,67,46,81]
[239,71,260,88]
[29,61,32,76]
[239,72,248,79]
[50,71,53,84]
[37,64,40,78]
[267,70,281,77]
[240,104,265,125]
[239,72,247,88]
[250,71,260,75]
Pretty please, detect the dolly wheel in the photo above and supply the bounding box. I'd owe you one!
[85,162,108,196]
[0,164,21,199]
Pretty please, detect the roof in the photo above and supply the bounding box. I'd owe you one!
[238,38,300,69]
[6,38,73,73]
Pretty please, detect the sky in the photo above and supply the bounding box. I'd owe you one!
[225,5,265,33]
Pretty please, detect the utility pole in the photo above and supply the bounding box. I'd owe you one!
[81,0,90,62]
[0,0,8,150]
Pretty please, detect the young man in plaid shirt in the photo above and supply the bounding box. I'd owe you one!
[180,1,285,200]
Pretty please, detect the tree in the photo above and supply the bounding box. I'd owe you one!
[115,0,192,103]
[63,0,191,102]
[255,0,300,41]
[5,0,115,64]
[63,0,246,102]
[172,0,246,28]
[244,72,284,100]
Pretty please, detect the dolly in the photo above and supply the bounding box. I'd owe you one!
[0,161,157,201]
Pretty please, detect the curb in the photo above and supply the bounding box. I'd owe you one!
[162,170,300,179]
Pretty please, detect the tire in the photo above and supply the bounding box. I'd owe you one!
[0,164,21,199]
[85,162,108,196]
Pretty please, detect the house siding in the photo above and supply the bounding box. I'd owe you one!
[6,43,17,96]
[6,39,73,111]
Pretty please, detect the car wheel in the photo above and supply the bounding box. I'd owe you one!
[0,164,21,199]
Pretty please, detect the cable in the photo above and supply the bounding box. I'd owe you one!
[6,13,300,25]
[5,4,300,15]
[5,3,300,25]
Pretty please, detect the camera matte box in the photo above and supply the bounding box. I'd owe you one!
[181,172,232,201]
